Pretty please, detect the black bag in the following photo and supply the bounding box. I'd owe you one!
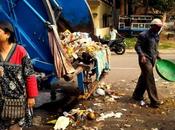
[1,98,26,119]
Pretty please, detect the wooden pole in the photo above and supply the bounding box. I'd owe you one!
[120,0,125,16]
[113,0,117,28]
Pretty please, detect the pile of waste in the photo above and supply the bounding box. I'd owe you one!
[59,30,110,64]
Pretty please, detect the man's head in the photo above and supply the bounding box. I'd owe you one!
[109,25,113,31]
[150,18,163,33]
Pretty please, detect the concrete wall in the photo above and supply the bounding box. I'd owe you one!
[96,27,110,38]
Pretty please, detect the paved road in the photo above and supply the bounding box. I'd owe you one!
[106,52,175,83]
[35,52,175,107]
[34,51,175,107]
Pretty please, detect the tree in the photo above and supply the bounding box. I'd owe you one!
[149,0,175,13]
[130,0,175,14]
[149,0,175,23]
[130,0,150,14]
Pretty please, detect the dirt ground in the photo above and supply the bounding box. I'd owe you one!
[24,77,175,130]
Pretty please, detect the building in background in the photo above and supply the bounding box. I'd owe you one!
[87,0,113,37]
[87,0,130,37]
[87,0,157,37]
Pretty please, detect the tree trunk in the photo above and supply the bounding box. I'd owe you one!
[144,0,149,14]
[128,0,133,15]
[120,0,125,16]
[159,12,167,34]
[113,0,117,28]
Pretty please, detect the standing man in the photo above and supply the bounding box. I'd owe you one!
[132,18,163,108]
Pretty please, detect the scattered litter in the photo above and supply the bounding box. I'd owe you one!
[32,116,42,126]
[98,82,112,90]
[118,93,125,96]
[124,124,131,128]
[87,112,96,120]
[96,112,123,121]
[140,100,146,106]
[120,80,126,82]
[105,96,116,102]
[155,78,159,82]
[63,111,71,116]
[104,94,121,102]
[121,109,127,111]
[54,116,70,130]
[161,111,166,115]
[93,91,99,97]
[170,91,173,95]
[135,119,144,123]
[111,95,120,99]
[100,82,105,86]
[65,108,97,121]
[132,104,137,108]
[63,111,75,120]
[47,119,57,125]
[151,128,159,130]
[163,81,170,84]
[94,103,102,107]
[96,88,106,96]
[105,84,112,89]
[125,88,129,91]
[82,126,98,130]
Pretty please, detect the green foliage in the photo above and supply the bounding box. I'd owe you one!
[159,40,175,49]
[103,34,110,40]
[149,0,175,12]
[125,37,137,49]
[125,37,175,49]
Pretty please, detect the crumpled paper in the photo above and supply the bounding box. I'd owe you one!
[54,116,70,130]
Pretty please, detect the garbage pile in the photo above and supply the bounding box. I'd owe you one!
[59,30,110,64]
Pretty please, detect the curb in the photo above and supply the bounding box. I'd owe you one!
[126,49,175,54]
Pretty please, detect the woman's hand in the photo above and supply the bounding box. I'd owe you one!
[27,98,36,108]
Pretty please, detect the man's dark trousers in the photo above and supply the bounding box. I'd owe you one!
[132,57,159,104]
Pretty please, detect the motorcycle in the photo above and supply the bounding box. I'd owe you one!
[89,33,126,55]
[99,37,126,55]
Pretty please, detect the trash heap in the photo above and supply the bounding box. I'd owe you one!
[59,30,110,65]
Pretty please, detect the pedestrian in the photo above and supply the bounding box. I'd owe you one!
[0,20,38,129]
[132,18,163,108]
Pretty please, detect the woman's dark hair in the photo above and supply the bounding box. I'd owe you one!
[0,20,16,43]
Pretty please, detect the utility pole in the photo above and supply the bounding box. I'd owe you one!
[120,0,125,16]
[113,0,117,28]
[128,0,133,15]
